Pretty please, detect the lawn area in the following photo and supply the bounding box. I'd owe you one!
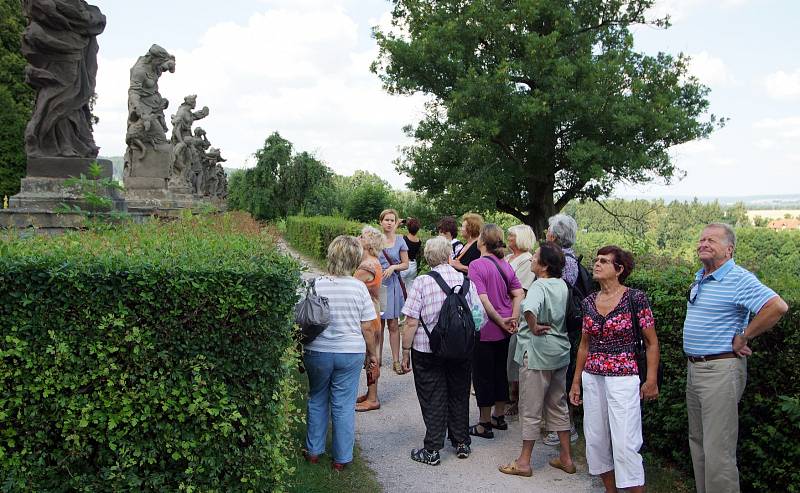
[571,433,694,493]
[288,371,382,493]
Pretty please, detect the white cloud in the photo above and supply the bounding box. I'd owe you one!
[649,0,749,23]
[753,116,800,130]
[686,51,735,87]
[764,69,800,101]
[670,139,716,155]
[92,2,425,186]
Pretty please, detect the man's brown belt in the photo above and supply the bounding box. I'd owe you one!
[687,352,737,363]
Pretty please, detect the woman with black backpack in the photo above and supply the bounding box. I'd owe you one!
[400,236,486,465]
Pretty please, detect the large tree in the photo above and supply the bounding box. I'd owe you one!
[0,0,33,199]
[373,0,721,233]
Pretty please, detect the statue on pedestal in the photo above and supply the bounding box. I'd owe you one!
[203,147,225,197]
[21,0,106,159]
[190,127,210,195]
[170,95,208,145]
[124,44,175,182]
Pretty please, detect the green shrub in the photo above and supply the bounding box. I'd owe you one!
[625,256,799,493]
[285,215,362,262]
[0,213,302,492]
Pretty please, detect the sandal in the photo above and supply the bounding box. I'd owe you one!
[468,422,494,439]
[356,394,368,404]
[505,401,519,417]
[549,458,577,474]
[355,400,380,412]
[393,361,404,375]
[498,461,532,477]
[491,415,508,430]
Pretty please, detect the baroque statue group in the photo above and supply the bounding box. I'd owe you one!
[5,0,227,220]
[125,44,228,200]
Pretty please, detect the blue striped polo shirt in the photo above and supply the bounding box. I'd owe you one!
[683,259,777,356]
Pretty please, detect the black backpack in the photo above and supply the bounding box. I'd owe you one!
[420,271,477,360]
[564,253,595,334]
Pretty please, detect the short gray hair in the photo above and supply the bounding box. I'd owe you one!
[705,223,737,248]
[508,224,536,252]
[424,236,451,268]
[547,214,578,248]
[360,225,384,257]
[326,235,363,276]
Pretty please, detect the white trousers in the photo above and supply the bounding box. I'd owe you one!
[582,372,644,488]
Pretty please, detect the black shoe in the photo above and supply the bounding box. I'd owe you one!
[411,448,441,466]
[456,443,471,459]
[468,422,494,439]
[491,415,508,430]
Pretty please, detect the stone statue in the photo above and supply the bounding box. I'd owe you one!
[170,95,209,145]
[214,164,228,199]
[21,0,106,158]
[190,128,210,195]
[203,147,225,197]
[124,44,175,179]
[169,136,196,192]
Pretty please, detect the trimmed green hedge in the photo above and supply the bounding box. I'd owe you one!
[0,213,302,492]
[624,256,799,492]
[285,215,361,262]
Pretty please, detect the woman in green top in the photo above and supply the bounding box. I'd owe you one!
[499,242,576,477]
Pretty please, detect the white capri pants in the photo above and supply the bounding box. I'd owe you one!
[581,372,644,489]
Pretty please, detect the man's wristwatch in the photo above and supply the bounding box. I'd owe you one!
[402,346,412,351]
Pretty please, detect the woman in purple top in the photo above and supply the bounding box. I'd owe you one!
[467,224,525,439]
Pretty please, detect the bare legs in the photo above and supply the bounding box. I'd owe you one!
[598,470,643,493]
[386,318,401,365]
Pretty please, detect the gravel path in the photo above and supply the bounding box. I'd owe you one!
[276,234,603,492]
[354,341,604,492]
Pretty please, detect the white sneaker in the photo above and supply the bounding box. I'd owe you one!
[543,432,560,446]
[543,427,579,446]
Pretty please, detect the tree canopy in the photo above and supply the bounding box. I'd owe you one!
[0,0,33,198]
[373,0,722,234]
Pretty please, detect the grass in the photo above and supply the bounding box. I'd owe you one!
[571,429,694,493]
[287,371,382,493]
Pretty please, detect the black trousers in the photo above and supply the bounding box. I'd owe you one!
[472,338,511,408]
[411,349,472,451]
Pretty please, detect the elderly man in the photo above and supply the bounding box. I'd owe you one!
[683,223,788,493]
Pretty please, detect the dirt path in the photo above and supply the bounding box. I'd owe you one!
[276,234,602,492]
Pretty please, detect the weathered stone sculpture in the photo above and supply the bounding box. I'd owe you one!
[169,136,196,192]
[214,164,227,199]
[4,0,125,219]
[190,128,210,195]
[21,0,106,159]
[124,44,175,185]
[203,147,225,197]
[171,95,208,145]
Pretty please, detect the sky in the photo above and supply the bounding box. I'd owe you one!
[91,0,800,199]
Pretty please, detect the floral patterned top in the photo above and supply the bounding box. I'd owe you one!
[581,288,655,376]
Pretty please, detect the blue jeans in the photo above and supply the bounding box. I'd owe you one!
[304,350,364,463]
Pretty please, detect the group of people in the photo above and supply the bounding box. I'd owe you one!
[300,210,788,493]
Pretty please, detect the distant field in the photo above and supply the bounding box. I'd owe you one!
[746,209,800,220]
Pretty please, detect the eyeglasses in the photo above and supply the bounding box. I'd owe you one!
[593,257,616,266]
[687,280,700,304]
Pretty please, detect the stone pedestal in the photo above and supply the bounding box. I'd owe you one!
[8,157,126,211]
[124,143,181,211]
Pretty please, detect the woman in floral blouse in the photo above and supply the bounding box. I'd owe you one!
[569,246,660,493]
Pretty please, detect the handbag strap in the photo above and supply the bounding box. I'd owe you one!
[486,255,511,292]
[306,277,318,297]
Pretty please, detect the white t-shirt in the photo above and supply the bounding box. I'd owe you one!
[304,276,377,354]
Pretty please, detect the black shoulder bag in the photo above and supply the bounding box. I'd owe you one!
[628,290,663,389]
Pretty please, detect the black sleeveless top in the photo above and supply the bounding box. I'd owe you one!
[404,236,421,261]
